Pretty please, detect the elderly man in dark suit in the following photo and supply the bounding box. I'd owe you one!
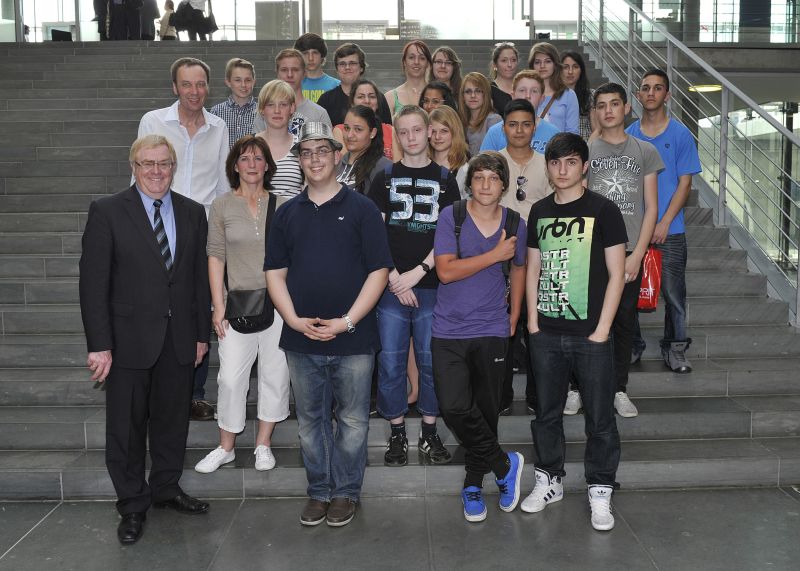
[79,134,212,545]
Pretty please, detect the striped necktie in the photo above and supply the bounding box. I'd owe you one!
[153,199,173,271]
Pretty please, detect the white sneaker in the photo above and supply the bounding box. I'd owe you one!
[588,485,615,531]
[563,390,582,415]
[195,446,235,474]
[521,468,564,513]
[614,391,639,418]
[254,445,276,471]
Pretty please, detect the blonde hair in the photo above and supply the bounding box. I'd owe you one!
[224,58,255,80]
[275,48,305,71]
[257,79,296,113]
[129,134,176,164]
[429,106,469,172]
[458,72,494,130]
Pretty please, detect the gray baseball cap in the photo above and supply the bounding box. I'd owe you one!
[290,122,343,156]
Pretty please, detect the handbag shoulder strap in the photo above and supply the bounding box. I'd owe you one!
[265,192,277,236]
[539,95,556,121]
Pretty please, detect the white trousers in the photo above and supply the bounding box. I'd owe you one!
[215,310,290,433]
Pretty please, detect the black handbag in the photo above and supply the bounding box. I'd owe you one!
[225,288,273,334]
[223,193,277,334]
[203,0,218,35]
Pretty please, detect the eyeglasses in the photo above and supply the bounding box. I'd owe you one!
[433,60,453,67]
[422,97,443,106]
[336,60,360,69]
[516,176,527,201]
[134,160,174,171]
[298,147,334,160]
[463,88,483,97]
[494,41,516,47]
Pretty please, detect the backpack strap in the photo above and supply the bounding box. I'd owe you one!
[452,199,468,259]
[501,207,520,278]
[503,207,520,241]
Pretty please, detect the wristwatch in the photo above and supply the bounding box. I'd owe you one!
[342,314,356,334]
[420,262,431,273]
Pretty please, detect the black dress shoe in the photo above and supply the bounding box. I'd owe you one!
[117,512,146,545]
[191,400,215,421]
[154,492,209,515]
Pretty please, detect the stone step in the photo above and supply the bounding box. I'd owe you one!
[0,109,144,122]
[0,194,101,214]
[3,355,800,407]
[684,271,765,297]
[0,281,78,305]
[0,160,126,179]
[4,97,175,111]
[3,324,799,368]
[2,175,130,195]
[0,212,86,233]
[0,256,80,279]
[639,296,788,326]
[2,436,797,500]
[2,395,799,452]
[686,226,730,247]
[0,233,79,255]
[0,305,84,335]
[686,247,747,271]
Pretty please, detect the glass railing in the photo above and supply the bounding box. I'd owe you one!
[581,0,800,324]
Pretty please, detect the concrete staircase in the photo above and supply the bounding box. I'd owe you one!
[1,40,799,501]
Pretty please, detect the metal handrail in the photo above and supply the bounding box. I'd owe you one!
[580,0,800,324]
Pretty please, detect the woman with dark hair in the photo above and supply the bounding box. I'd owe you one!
[489,42,519,117]
[333,78,401,160]
[195,135,290,475]
[385,40,433,114]
[335,105,392,194]
[528,42,580,134]
[561,50,594,140]
[459,72,503,156]
[419,81,458,115]
[431,46,463,97]
[429,105,470,197]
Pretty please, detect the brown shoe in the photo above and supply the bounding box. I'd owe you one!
[326,497,357,527]
[191,400,215,421]
[300,499,329,526]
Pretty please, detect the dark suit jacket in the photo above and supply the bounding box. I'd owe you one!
[79,185,211,369]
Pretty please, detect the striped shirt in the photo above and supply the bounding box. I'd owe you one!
[210,96,257,149]
[270,153,304,199]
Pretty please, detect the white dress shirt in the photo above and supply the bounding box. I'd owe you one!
[137,101,230,211]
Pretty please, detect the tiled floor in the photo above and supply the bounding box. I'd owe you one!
[1,488,799,570]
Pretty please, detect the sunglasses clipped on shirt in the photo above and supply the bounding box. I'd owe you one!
[516,176,527,201]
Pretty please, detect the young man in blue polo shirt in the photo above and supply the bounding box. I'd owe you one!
[626,69,702,373]
[480,70,560,155]
[265,122,392,528]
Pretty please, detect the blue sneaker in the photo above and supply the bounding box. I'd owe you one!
[461,486,487,522]
[496,451,524,512]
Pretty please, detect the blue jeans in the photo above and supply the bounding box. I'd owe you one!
[376,287,439,419]
[285,352,374,502]
[633,233,690,352]
[529,330,620,487]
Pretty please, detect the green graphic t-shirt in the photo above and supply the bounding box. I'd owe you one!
[527,190,627,336]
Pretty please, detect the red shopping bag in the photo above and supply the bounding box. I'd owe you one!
[637,247,662,312]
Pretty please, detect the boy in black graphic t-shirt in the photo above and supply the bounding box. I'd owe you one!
[522,133,626,532]
[368,105,461,467]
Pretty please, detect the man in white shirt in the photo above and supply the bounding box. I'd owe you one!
[137,56,229,421]
[253,48,332,138]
